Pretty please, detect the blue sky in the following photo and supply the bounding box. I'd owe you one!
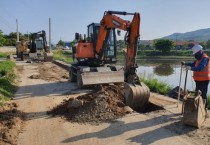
[1,0,210,44]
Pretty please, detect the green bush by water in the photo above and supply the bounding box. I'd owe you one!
[140,75,172,95]
[0,60,16,106]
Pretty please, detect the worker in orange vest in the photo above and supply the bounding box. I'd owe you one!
[182,44,210,117]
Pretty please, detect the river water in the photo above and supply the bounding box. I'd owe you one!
[134,59,210,95]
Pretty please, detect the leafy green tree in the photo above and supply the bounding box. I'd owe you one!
[117,40,126,49]
[0,30,6,46]
[207,39,210,49]
[138,44,145,50]
[70,39,77,47]
[4,32,17,46]
[154,39,175,53]
[57,40,65,47]
[199,42,207,50]
[20,33,29,41]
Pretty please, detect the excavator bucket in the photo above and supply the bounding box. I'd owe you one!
[77,71,124,87]
[44,52,53,62]
[124,82,150,110]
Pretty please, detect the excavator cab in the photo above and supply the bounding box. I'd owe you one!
[88,23,117,64]
[75,23,117,64]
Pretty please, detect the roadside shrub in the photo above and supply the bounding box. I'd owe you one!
[53,50,73,64]
[0,60,16,105]
[0,60,15,77]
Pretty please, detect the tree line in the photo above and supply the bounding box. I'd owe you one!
[1,29,210,53]
[0,30,29,46]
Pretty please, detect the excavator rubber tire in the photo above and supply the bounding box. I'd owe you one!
[124,82,150,110]
[69,66,77,82]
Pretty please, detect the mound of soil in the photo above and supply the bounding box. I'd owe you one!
[0,103,25,145]
[49,84,133,125]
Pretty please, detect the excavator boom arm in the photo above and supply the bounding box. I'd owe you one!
[95,11,140,82]
[95,11,131,55]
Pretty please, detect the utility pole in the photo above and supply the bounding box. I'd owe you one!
[49,18,51,50]
[16,19,19,42]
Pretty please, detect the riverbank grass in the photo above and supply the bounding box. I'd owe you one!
[140,75,172,95]
[0,60,16,106]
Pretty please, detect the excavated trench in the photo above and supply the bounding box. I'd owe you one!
[136,102,164,113]
[49,83,164,125]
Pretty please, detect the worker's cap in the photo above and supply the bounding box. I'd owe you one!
[192,44,203,55]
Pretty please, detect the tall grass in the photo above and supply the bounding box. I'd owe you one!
[0,52,8,58]
[140,74,172,95]
[53,50,73,64]
[0,60,16,106]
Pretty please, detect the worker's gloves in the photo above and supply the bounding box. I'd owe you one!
[181,61,186,66]
[185,66,191,71]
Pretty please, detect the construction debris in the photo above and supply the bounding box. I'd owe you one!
[48,84,133,125]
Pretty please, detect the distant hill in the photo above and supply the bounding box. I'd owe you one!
[162,28,210,42]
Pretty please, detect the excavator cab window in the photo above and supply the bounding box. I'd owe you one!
[87,23,117,63]
[87,23,99,44]
[106,29,115,57]
[36,39,43,50]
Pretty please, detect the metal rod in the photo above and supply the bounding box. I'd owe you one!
[184,69,188,93]
[177,65,183,107]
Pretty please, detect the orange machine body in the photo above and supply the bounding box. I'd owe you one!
[75,42,95,59]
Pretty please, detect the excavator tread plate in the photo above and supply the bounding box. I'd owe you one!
[80,71,124,85]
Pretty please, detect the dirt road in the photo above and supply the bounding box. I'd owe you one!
[6,62,209,145]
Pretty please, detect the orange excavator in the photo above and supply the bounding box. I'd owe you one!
[70,11,150,109]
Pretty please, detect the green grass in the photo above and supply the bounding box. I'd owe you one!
[0,60,16,106]
[140,75,172,95]
[0,60,16,77]
[0,52,8,58]
[53,50,73,64]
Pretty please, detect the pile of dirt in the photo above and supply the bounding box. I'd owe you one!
[0,102,25,145]
[29,62,68,81]
[49,84,133,125]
